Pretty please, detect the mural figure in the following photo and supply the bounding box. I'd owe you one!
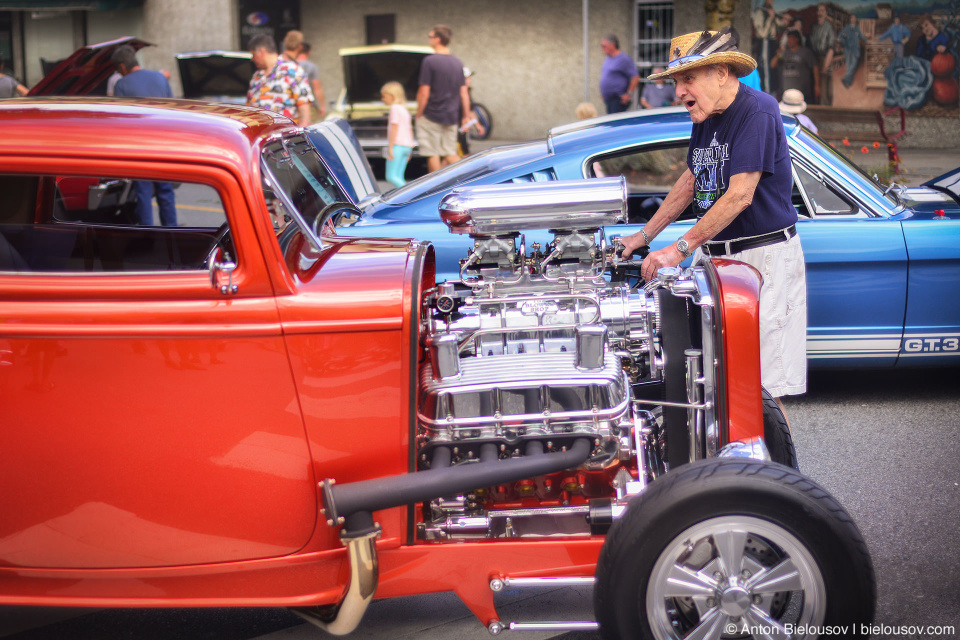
[752,0,784,93]
[917,15,950,59]
[839,14,867,88]
[878,14,910,59]
[810,3,837,104]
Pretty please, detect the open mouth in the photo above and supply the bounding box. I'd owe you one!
[684,100,696,109]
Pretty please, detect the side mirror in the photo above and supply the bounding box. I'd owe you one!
[208,251,238,295]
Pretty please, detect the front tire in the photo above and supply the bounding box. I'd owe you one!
[762,387,798,469]
[594,458,875,640]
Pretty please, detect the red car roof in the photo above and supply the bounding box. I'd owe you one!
[0,98,298,171]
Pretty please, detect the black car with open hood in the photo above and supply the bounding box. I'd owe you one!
[175,51,254,102]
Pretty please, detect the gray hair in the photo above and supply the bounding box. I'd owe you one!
[110,45,139,70]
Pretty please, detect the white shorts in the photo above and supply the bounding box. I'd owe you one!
[696,232,807,397]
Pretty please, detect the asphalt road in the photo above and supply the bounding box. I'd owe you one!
[3,366,958,640]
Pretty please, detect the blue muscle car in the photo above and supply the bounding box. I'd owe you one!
[326,107,960,369]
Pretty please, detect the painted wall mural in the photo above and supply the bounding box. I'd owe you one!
[751,0,959,116]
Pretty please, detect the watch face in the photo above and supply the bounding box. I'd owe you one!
[677,238,690,256]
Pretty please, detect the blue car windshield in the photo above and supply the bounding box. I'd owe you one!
[378,140,549,205]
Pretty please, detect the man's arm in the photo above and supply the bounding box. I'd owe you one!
[416,85,430,119]
[297,99,311,126]
[311,80,327,118]
[620,168,696,256]
[638,171,762,282]
[622,74,640,104]
[460,85,472,126]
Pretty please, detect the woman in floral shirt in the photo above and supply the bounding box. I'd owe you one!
[246,34,314,126]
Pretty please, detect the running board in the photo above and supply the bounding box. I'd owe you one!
[486,576,600,635]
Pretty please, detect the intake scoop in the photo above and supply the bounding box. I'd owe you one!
[439,177,627,235]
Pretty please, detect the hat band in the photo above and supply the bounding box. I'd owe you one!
[667,53,704,70]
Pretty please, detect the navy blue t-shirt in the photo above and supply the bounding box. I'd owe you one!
[687,83,795,241]
[114,69,173,98]
[418,53,465,126]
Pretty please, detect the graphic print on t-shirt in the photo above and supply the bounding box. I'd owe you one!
[691,132,730,215]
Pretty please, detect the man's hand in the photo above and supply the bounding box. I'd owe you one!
[620,231,648,258]
[640,244,684,282]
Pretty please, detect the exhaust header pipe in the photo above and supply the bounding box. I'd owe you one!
[321,437,593,534]
[306,437,592,635]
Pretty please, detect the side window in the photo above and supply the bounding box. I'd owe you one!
[587,144,692,223]
[793,163,859,217]
[0,174,229,273]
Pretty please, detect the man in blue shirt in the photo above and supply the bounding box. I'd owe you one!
[600,35,639,114]
[621,27,807,409]
[111,45,177,227]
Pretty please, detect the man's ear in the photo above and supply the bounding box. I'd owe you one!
[716,63,731,85]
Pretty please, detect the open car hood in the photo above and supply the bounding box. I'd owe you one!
[28,37,152,96]
[306,117,381,205]
[340,44,432,105]
[175,51,254,101]
[924,167,960,205]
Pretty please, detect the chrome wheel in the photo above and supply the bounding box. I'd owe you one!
[646,516,826,640]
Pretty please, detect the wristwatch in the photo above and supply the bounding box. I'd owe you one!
[676,237,692,258]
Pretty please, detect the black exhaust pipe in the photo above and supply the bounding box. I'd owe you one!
[322,438,593,536]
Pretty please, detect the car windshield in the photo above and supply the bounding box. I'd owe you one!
[795,128,900,207]
[261,134,352,246]
[377,140,550,206]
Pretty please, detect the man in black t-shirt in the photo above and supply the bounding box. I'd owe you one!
[620,27,807,409]
[416,25,473,173]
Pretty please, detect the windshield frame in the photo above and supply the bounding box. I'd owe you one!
[792,127,902,214]
[260,132,355,252]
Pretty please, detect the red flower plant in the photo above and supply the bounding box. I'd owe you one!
[861,146,869,154]
[842,138,850,146]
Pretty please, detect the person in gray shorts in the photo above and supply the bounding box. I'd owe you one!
[416,25,472,172]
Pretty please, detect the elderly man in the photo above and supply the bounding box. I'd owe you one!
[620,26,806,412]
[246,33,313,126]
[600,35,639,113]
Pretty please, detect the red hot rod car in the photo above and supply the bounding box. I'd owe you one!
[0,99,874,639]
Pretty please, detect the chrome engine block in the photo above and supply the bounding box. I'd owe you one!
[417,178,721,539]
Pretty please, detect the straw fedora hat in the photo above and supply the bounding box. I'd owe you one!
[648,26,757,80]
[779,88,807,114]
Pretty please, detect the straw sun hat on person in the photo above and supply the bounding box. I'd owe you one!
[648,26,757,80]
